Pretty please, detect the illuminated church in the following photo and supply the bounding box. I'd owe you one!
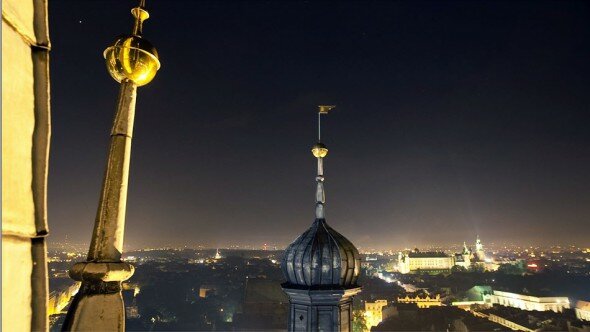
[398,236,487,274]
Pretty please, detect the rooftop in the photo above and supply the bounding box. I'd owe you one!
[408,251,450,258]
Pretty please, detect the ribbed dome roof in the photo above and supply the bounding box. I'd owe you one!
[282,219,360,288]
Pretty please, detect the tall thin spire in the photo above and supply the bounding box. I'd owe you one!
[312,106,334,219]
[63,1,160,330]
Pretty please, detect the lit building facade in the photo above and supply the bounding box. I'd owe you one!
[487,313,534,332]
[48,282,81,316]
[199,284,217,298]
[398,250,454,274]
[397,294,442,308]
[454,242,472,269]
[475,235,485,261]
[489,290,570,313]
[575,301,590,321]
[398,236,489,273]
[214,249,222,260]
[364,300,388,329]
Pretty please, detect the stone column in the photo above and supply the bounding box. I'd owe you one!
[62,81,137,331]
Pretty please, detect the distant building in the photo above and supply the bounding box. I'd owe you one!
[452,314,506,332]
[398,249,454,274]
[373,306,504,332]
[489,290,570,312]
[365,300,388,329]
[576,301,590,321]
[454,242,472,269]
[398,237,493,274]
[475,235,486,261]
[478,305,578,332]
[487,312,534,332]
[48,280,81,316]
[199,284,217,298]
[452,285,493,309]
[452,286,570,313]
[398,294,442,308]
[122,288,140,319]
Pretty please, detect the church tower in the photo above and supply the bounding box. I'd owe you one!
[475,235,485,261]
[281,106,362,332]
[462,241,472,267]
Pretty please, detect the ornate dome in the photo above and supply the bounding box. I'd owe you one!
[282,219,361,288]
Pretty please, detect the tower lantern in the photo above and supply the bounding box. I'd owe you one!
[63,1,160,330]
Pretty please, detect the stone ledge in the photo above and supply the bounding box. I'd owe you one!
[69,262,134,282]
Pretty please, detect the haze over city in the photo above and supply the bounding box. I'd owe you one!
[47,0,590,249]
[5,1,590,331]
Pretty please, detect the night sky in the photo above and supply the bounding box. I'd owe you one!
[48,1,590,250]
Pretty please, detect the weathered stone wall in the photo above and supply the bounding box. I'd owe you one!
[2,0,51,330]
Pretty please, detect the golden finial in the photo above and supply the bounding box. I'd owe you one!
[312,142,329,158]
[104,0,160,86]
[311,105,334,158]
[131,0,149,36]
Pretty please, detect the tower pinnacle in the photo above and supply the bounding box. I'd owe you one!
[104,0,160,86]
[312,106,334,219]
[282,105,361,332]
[63,1,160,330]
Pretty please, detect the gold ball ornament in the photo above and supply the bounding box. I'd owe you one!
[311,143,328,158]
[104,7,160,86]
[104,35,160,86]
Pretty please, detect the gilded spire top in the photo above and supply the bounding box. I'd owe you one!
[104,0,160,86]
[313,105,335,219]
[131,0,149,36]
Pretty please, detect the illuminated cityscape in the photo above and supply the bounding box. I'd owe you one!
[42,239,590,331]
[3,0,590,332]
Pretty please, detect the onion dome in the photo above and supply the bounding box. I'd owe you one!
[282,219,361,288]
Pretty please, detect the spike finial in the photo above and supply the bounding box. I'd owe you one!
[313,106,335,219]
[131,0,150,35]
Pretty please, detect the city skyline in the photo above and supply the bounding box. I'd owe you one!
[47,235,590,253]
[48,0,590,249]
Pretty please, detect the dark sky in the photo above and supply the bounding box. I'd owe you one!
[48,0,590,250]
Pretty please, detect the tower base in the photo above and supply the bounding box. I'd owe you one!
[282,285,361,332]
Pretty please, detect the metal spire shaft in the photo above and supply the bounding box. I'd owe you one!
[315,159,325,219]
[313,106,334,220]
[318,112,321,142]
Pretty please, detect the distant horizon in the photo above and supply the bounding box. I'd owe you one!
[47,238,590,253]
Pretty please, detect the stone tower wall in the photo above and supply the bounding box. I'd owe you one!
[2,0,51,330]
